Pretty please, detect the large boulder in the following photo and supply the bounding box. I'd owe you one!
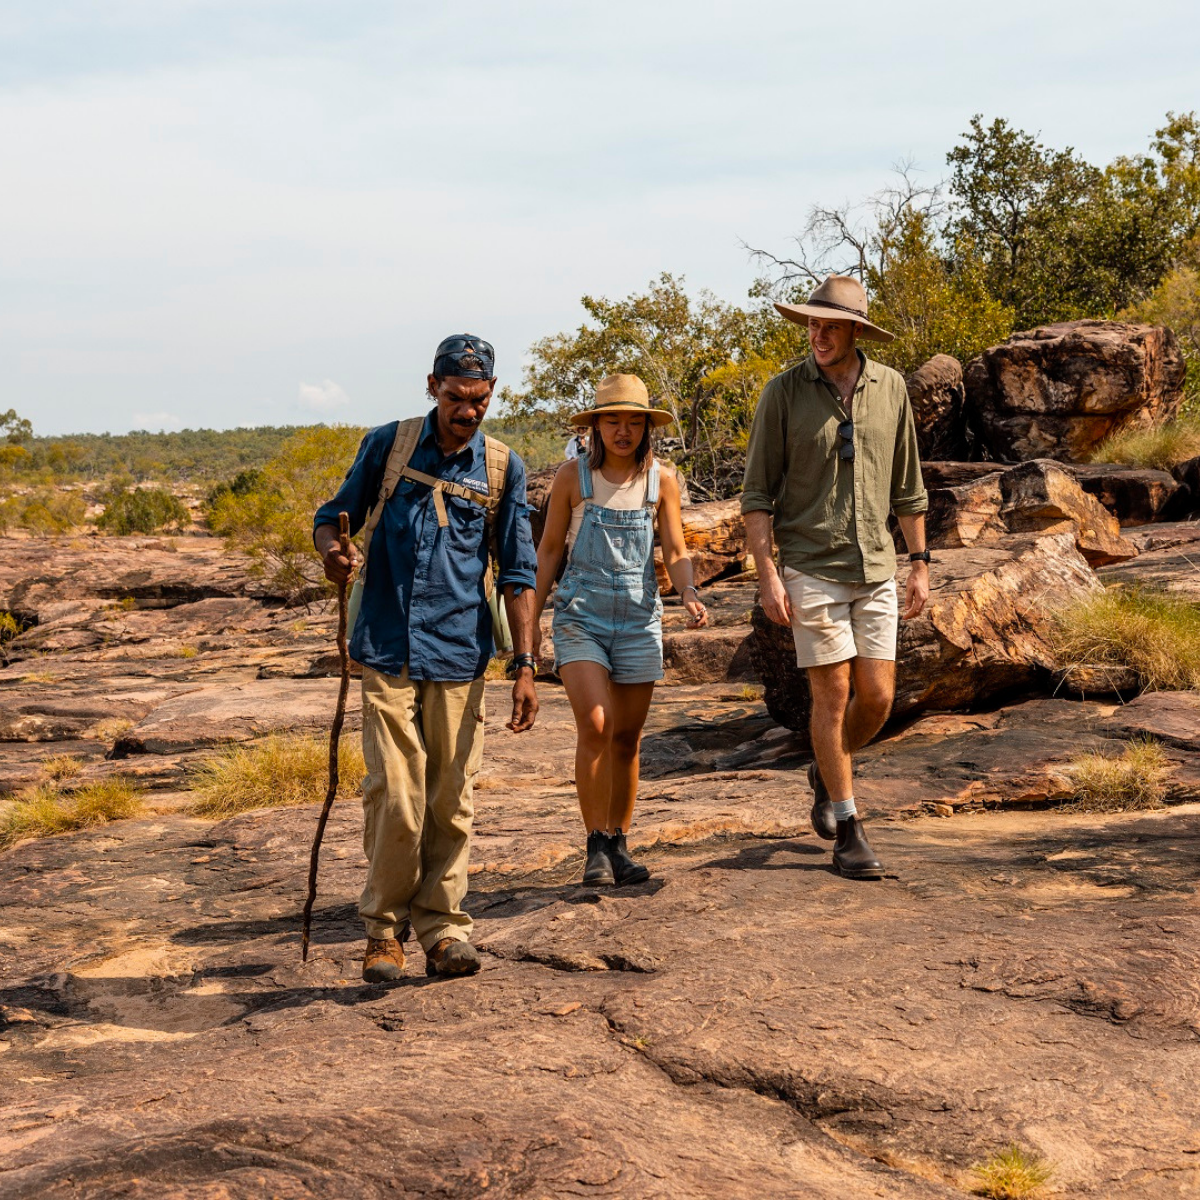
[1065,463,1185,525]
[1171,455,1200,515]
[751,532,1101,735]
[656,498,747,589]
[918,459,1137,566]
[904,354,978,460]
[963,321,1186,462]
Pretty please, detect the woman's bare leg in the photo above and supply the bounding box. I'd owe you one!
[560,661,616,832]
[605,681,656,832]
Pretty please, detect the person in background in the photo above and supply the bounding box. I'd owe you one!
[533,375,707,886]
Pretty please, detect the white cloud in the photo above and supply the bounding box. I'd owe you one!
[130,411,183,431]
[298,379,350,412]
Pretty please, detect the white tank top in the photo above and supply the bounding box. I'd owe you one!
[566,465,655,548]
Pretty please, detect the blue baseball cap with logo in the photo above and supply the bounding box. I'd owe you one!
[432,334,495,380]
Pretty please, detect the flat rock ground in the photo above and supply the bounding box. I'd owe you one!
[2,536,1200,1197]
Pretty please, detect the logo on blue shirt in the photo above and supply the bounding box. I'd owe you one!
[461,477,488,493]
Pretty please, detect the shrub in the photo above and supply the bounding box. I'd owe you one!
[1064,738,1172,812]
[0,488,87,534]
[1051,587,1200,692]
[97,486,191,535]
[970,1144,1054,1199]
[189,733,365,818]
[42,754,84,782]
[0,778,145,849]
[1090,414,1200,470]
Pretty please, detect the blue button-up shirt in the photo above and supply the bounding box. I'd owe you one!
[314,412,537,682]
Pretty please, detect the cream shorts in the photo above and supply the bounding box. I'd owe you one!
[781,567,899,668]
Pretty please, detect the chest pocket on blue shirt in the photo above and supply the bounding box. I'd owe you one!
[444,492,487,554]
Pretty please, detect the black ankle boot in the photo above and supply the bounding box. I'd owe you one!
[583,830,615,885]
[807,761,837,840]
[607,828,650,885]
[832,816,884,880]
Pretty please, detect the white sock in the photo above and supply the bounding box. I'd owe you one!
[832,797,857,822]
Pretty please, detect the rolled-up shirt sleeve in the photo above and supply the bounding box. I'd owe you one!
[495,450,538,592]
[740,378,787,515]
[889,386,928,516]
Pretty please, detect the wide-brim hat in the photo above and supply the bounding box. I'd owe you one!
[773,275,895,343]
[569,374,675,427]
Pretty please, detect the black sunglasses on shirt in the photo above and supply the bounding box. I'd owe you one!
[836,419,854,461]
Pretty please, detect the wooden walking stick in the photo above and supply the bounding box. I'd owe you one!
[301,511,353,962]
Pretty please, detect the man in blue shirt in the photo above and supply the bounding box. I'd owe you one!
[314,335,539,981]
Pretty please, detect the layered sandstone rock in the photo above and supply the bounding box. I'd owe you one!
[904,354,975,460]
[751,532,1100,735]
[963,321,1186,462]
[1066,463,1185,525]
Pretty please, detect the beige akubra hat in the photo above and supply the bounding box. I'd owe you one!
[569,374,675,427]
[773,275,895,343]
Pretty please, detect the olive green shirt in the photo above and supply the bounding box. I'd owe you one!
[740,352,927,585]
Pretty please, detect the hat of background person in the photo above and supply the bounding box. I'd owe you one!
[773,275,895,343]
[568,374,675,427]
[432,334,496,380]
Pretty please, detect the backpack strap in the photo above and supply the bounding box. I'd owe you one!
[359,417,423,580]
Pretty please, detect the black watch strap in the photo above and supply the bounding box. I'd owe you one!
[909,550,932,563]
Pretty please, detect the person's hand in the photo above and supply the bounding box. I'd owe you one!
[321,541,359,586]
[759,570,792,627]
[902,562,929,620]
[508,672,538,732]
[684,594,708,628]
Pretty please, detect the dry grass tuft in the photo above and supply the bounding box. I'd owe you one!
[42,754,85,782]
[86,717,135,743]
[971,1144,1054,1199]
[0,778,145,849]
[1064,738,1172,812]
[175,645,199,659]
[1051,586,1200,692]
[189,733,365,818]
[1090,414,1200,471]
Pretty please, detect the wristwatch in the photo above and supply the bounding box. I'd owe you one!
[908,550,932,563]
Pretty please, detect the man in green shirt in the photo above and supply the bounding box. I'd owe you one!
[741,276,930,879]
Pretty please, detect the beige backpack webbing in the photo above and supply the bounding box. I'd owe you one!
[357,417,510,597]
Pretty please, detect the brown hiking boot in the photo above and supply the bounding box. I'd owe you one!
[425,937,481,977]
[362,936,406,982]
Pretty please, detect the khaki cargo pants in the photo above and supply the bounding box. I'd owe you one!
[358,664,485,951]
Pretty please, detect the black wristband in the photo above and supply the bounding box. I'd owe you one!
[506,653,537,677]
[908,550,932,563]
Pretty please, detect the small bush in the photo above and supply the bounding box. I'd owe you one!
[0,488,87,535]
[1051,586,1200,692]
[97,486,191,535]
[189,733,365,818]
[971,1144,1054,1199]
[42,754,84,782]
[1090,414,1200,470]
[175,645,199,659]
[1064,738,1171,812]
[0,778,145,849]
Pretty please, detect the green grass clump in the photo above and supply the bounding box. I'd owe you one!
[0,778,145,849]
[42,754,84,782]
[1090,414,1200,471]
[1064,738,1171,812]
[189,733,365,818]
[1051,587,1200,692]
[971,1144,1054,1199]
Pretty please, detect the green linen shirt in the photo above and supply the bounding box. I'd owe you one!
[740,352,928,585]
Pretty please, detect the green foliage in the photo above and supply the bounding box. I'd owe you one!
[97,486,191,535]
[970,1144,1053,1199]
[479,416,563,472]
[501,272,805,498]
[0,778,145,849]
[1064,738,1171,812]
[0,487,87,535]
[1089,413,1200,470]
[1051,586,1200,692]
[209,424,365,601]
[189,733,365,818]
[1,408,33,444]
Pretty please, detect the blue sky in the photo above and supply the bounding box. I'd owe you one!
[4,0,1195,435]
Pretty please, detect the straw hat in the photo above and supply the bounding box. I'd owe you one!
[773,275,895,343]
[569,374,674,427]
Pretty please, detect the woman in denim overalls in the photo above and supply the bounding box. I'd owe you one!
[533,375,708,885]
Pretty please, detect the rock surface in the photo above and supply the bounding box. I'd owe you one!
[1066,462,1185,525]
[904,354,974,460]
[964,321,1186,462]
[753,533,1100,736]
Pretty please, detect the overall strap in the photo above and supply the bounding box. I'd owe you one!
[360,417,423,577]
[645,461,661,508]
[576,454,594,500]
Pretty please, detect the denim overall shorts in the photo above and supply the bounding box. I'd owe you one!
[552,457,664,685]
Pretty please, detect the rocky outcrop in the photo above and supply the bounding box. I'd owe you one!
[1066,463,1185,525]
[919,459,1137,565]
[656,498,747,589]
[963,321,1186,462]
[904,354,975,460]
[752,533,1100,735]
[1171,455,1200,514]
